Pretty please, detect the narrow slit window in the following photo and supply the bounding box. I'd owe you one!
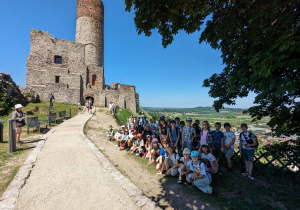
[55,76,60,83]
[54,55,62,64]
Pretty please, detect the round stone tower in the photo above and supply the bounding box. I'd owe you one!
[76,0,104,67]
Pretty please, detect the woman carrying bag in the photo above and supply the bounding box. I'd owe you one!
[12,104,26,145]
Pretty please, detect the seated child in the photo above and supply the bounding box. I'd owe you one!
[121,131,136,151]
[201,143,218,174]
[129,124,135,136]
[177,148,191,183]
[130,133,145,157]
[114,129,123,146]
[106,125,114,141]
[145,135,152,158]
[156,139,168,174]
[188,150,213,194]
[148,138,161,165]
[163,145,180,177]
[222,123,236,172]
[119,130,130,148]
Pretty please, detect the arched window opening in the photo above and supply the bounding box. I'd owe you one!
[92,75,97,86]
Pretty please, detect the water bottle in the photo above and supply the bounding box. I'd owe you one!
[22,114,25,118]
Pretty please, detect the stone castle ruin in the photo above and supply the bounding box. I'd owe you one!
[26,0,139,113]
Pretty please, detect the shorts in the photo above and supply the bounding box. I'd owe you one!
[16,127,22,134]
[224,148,234,158]
[184,141,193,151]
[213,147,222,158]
[242,148,255,162]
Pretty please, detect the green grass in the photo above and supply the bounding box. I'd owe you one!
[0,101,79,196]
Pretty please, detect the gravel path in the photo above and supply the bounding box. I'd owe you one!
[14,111,137,210]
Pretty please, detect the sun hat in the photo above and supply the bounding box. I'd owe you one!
[190,151,199,157]
[182,148,191,155]
[186,117,192,122]
[137,133,142,138]
[15,104,23,109]
[152,138,158,142]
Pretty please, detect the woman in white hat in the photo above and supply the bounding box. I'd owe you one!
[11,104,26,145]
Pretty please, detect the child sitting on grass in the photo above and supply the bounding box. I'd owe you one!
[239,123,257,180]
[201,143,218,174]
[106,125,114,141]
[163,145,180,177]
[119,130,130,148]
[148,138,161,165]
[188,151,213,194]
[130,133,145,157]
[114,128,123,146]
[121,131,136,151]
[145,135,152,158]
[222,123,236,172]
[156,139,168,174]
[177,148,191,184]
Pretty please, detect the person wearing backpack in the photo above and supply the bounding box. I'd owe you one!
[188,151,213,194]
[239,123,258,180]
[222,123,236,172]
[167,120,180,147]
[200,143,218,174]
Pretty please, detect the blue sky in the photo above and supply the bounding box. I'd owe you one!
[0,0,256,108]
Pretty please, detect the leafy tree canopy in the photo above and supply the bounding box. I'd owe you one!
[125,0,300,136]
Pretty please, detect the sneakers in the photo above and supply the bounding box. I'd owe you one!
[248,174,255,180]
[177,175,182,184]
[242,171,249,176]
[116,144,119,147]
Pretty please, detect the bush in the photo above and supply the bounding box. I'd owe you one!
[24,92,34,97]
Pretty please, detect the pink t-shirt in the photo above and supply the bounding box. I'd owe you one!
[200,130,208,145]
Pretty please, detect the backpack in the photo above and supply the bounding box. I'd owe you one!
[201,158,213,174]
[240,131,259,149]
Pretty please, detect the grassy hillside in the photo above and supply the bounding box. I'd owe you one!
[0,101,79,196]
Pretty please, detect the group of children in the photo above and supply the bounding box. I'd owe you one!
[106,114,258,194]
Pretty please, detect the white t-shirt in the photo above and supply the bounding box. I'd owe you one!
[166,153,179,165]
[180,157,191,170]
[109,103,113,109]
[114,132,123,140]
[223,131,235,149]
[201,153,217,166]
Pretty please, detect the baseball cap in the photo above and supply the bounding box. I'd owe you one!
[182,148,191,155]
[121,125,125,128]
[15,104,23,109]
[161,139,168,143]
[137,133,142,138]
[190,151,199,157]
[160,114,165,117]
[137,116,141,118]
[167,119,171,122]
[201,143,208,147]
[146,135,151,138]
[186,117,192,122]
[152,138,158,142]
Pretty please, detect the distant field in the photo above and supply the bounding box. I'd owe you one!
[143,106,269,126]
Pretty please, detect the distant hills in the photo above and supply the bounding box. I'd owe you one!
[142,106,245,113]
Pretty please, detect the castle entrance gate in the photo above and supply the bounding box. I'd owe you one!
[85,95,94,106]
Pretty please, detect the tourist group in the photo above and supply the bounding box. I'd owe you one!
[106,114,258,194]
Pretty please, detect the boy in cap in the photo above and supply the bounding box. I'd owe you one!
[131,133,145,157]
[182,117,196,151]
[188,151,213,194]
[177,148,191,183]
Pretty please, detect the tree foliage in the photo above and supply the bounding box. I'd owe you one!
[125,0,300,136]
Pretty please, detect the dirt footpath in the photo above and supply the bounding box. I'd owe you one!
[86,108,218,210]
[14,111,137,210]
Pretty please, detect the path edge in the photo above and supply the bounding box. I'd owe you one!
[80,109,161,210]
[0,129,57,210]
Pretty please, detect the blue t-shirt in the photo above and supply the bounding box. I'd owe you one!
[160,147,166,158]
[212,130,224,148]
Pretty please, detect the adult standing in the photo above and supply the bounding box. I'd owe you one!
[12,104,26,145]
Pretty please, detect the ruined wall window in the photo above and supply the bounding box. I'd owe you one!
[79,2,82,6]
[55,76,60,83]
[92,75,97,86]
[54,55,62,64]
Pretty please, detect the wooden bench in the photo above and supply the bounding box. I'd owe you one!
[47,113,57,126]
[27,117,47,133]
[57,110,67,122]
